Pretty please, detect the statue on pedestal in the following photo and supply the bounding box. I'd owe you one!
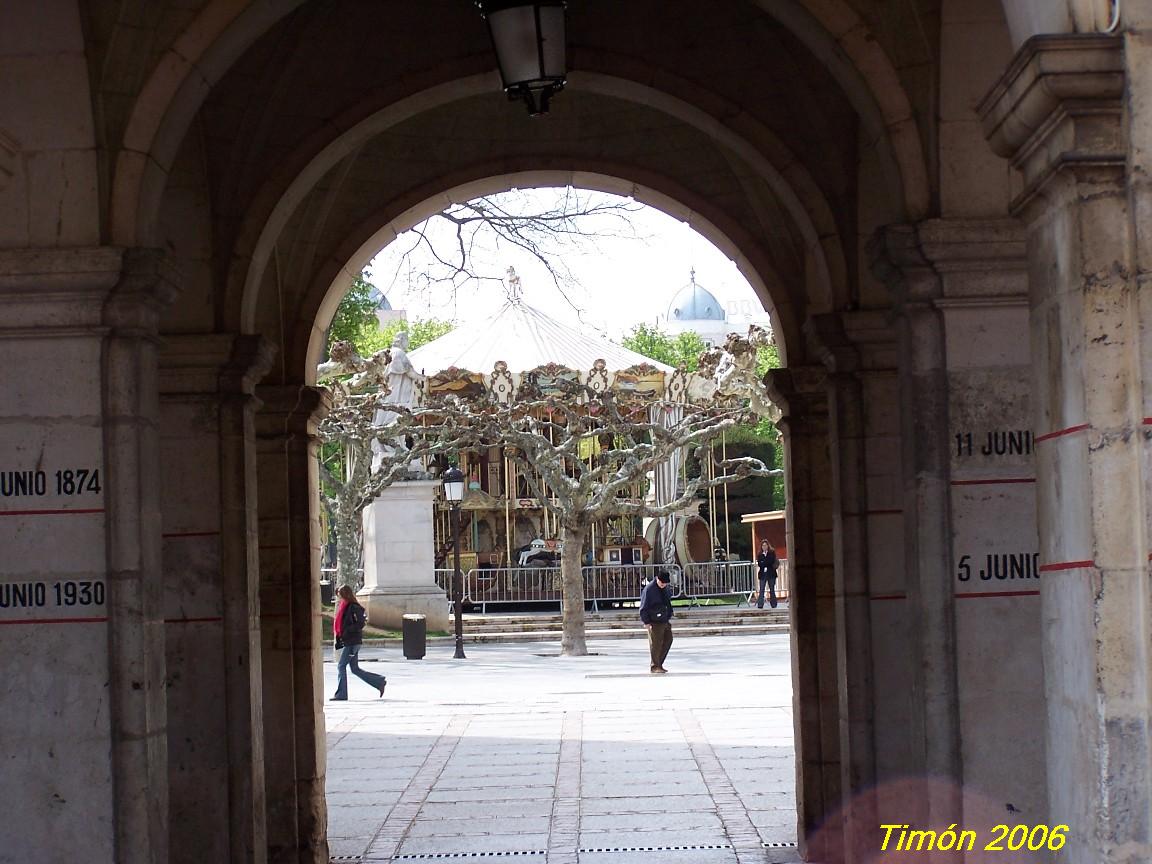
[371,331,425,475]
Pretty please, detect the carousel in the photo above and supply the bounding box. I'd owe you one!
[397,271,747,605]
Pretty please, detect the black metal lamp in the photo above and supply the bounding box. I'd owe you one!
[476,1,567,116]
[442,466,467,659]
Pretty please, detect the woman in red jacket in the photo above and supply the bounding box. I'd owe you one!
[331,585,387,701]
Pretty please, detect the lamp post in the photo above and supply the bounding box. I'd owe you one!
[442,466,467,659]
[476,1,567,116]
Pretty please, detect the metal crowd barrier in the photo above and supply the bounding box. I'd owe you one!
[435,563,687,613]
[682,559,791,605]
[680,560,755,605]
[340,560,786,611]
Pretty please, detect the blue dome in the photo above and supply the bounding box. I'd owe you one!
[667,271,725,322]
[368,286,393,311]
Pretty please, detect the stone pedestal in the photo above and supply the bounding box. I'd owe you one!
[359,481,450,632]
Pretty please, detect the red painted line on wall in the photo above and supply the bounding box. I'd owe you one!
[0,507,104,517]
[164,616,224,624]
[0,616,108,625]
[955,590,1040,599]
[1143,418,1152,425]
[1038,560,1094,572]
[162,531,220,539]
[870,594,907,601]
[1034,423,1089,443]
[950,478,1035,486]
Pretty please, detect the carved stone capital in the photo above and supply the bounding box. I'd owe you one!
[160,334,276,397]
[221,336,277,397]
[868,224,941,306]
[103,248,181,334]
[0,246,180,336]
[255,385,330,439]
[871,220,1028,310]
[764,366,827,435]
[806,312,897,376]
[978,34,1126,217]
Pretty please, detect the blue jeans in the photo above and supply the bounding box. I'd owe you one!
[333,643,386,699]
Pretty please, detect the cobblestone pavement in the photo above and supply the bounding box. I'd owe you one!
[324,632,799,863]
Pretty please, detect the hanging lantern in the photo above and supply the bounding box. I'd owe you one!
[476,1,567,116]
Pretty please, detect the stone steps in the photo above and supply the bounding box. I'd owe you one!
[459,613,789,634]
[363,606,790,647]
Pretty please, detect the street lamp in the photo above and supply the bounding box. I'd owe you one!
[476,1,567,116]
[442,466,467,659]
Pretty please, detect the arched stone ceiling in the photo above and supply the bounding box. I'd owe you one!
[97,0,934,245]
[194,0,857,259]
[233,89,813,373]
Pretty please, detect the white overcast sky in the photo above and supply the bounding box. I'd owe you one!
[365,188,771,340]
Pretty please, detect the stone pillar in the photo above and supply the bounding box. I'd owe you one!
[159,334,274,864]
[809,312,902,860]
[359,481,449,632]
[256,385,329,864]
[981,35,1152,864]
[0,247,175,863]
[765,366,841,862]
[872,227,963,836]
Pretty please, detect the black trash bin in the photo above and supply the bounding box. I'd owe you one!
[319,580,334,605]
[402,613,426,660]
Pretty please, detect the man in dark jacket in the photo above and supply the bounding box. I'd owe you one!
[639,570,675,673]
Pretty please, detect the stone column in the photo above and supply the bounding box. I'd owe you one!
[765,366,841,862]
[359,481,450,631]
[981,34,1151,864]
[256,385,329,864]
[159,334,274,864]
[0,247,176,863]
[872,227,962,838]
[809,312,903,861]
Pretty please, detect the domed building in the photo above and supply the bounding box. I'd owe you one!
[664,269,729,347]
[370,284,406,327]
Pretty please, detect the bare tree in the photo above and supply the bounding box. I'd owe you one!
[374,187,644,317]
[393,390,776,654]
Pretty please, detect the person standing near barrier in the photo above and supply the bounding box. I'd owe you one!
[756,540,779,608]
[639,570,675,673]
[331,585,387,701]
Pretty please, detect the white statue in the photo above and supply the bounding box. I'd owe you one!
[385,330,420,408]
[371,331,424,474]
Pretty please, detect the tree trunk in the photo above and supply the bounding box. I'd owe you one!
[559,523,588,656]
[333,506,362,590]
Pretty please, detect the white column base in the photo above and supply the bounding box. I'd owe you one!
[356,584,450,632]
[360,480,449,632]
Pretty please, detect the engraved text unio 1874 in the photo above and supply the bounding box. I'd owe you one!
[0,468,102,497]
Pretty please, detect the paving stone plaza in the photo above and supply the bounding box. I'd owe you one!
[323,633,798,863]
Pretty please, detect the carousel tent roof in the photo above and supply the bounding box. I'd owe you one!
[408,299,674,375]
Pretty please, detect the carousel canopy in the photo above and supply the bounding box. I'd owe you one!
[408,298,673,375]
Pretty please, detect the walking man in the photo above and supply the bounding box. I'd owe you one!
[640,570,675,673]
[756,540,779,608]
